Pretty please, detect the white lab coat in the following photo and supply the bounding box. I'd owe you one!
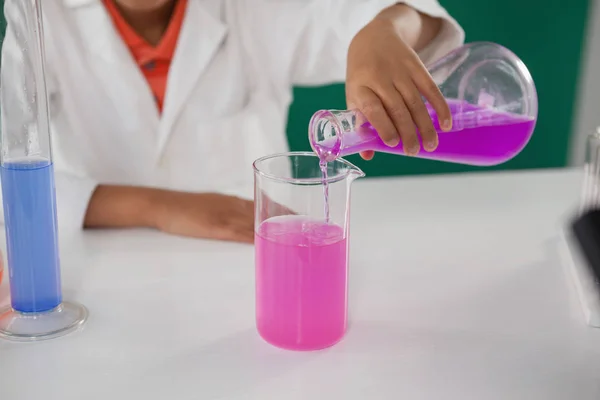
[1,0,463,231]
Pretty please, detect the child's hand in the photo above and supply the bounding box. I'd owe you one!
[155,192,294,243]
[155,192,255,243]
[346,18,452,160]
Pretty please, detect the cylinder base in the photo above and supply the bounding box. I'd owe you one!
[0,301,88,342]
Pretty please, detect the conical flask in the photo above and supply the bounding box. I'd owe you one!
[309,42,538,166]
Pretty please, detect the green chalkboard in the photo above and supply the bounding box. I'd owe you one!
[287,1,590,177]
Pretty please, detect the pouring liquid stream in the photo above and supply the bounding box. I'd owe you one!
[319,160,330,222]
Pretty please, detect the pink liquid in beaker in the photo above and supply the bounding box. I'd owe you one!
[255,215,347,351]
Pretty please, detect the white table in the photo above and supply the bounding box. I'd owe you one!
[1,168,599,400]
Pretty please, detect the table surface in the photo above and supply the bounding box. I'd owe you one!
[1,168,599,400]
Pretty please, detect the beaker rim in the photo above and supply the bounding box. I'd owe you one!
[253,151,364,185]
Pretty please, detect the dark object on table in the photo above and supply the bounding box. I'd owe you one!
[571,208,600,289]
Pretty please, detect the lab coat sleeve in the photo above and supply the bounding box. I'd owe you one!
[50,145,99,233]
[285,0,465,86]
[1,0,98,232]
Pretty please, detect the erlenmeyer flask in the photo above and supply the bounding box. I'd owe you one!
[309,42,538,166]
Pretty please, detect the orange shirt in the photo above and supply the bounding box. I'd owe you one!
[103,0,188,112]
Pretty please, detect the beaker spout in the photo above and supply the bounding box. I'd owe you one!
[346,162,365,182]
[349,168,365,181]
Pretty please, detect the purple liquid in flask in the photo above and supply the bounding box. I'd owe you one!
[310,99,536,166]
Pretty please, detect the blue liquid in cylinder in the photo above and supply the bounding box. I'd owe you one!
[0,160,62,313]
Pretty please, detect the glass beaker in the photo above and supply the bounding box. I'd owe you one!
[253,152,364,351]
[310,42,538,166]
[0,0,87,341]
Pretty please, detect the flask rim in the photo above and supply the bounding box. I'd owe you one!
[309,110,344,162]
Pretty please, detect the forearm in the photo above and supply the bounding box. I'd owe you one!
[83,184,165,229]
[374,3,443,52]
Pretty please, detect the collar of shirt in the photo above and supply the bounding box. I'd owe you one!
[102,0,188,66]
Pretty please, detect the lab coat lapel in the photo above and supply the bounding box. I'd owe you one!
[157,1,228,160]
[68,0,160,132]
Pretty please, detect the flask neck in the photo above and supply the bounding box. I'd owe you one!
[309,110,367,162]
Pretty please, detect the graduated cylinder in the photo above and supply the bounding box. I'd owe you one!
[1,0,61,313]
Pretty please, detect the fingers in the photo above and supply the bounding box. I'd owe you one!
[230,200,255,243]
[273,203,296,217]
[229,226,255,244]
[210,197,255,244]
[395,80,437,152]
[217,229,254,244]
[216,213,254,244]
[351,80,439,156]
[262,195,296,217]
[413,69,452,132]
[352,86,400,148]
[373,83,420,156]
[360,150,375,160]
